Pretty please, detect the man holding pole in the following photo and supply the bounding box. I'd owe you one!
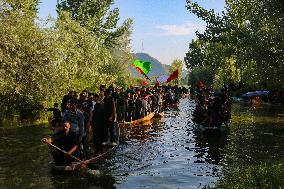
[42,121,79,166]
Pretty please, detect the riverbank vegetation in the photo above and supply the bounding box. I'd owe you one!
[0,0,133,120]
[185,0,284,92]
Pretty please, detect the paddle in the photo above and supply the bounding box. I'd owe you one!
[41,138,98,174]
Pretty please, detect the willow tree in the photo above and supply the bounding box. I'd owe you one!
[0,0,58,117]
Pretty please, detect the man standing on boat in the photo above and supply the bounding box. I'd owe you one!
[91,94,105,153]
[104,88,118,146]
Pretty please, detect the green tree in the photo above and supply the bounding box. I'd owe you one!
[57,0,130,47]
[0,0,134,121]
[0,0,57,118]
[185,0,284,90]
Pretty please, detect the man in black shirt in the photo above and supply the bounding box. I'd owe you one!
[42,121,79,166]
[104,88,117,145]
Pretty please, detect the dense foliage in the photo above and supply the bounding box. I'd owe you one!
[0,0,133,119]
[185,0,284,91]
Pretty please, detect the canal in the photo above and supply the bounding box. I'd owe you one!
[0,98,283,189]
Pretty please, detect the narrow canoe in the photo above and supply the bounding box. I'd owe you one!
[50,162,100,174]
[122,112,155,126]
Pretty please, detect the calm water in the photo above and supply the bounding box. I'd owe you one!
[0,98,283,189]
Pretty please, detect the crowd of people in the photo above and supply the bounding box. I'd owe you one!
[192,85,231,128]
[43,85,188,166]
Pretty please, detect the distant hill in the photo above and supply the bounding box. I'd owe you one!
[131,53,169,78]
[130,52,188,85]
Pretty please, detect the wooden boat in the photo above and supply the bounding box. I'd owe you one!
[48,124,120,173]
[121,112,155,127]
[153,112,164,118]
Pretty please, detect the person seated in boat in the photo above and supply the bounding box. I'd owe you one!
[46,103,62,132]
[42,121,79,166]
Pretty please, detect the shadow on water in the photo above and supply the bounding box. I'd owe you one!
[49,170,115,189]
[192,131,228,165]
[0,98,283,189]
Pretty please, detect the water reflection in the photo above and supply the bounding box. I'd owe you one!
[111,98,224,189]
[192,131,228,164]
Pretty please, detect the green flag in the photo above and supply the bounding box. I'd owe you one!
[132,59,152,75]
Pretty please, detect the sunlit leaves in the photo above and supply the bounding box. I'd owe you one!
[0,0,133,118]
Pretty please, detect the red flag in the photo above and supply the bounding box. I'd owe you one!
[167,69,179,83]
[155,79,159,86]
[141,81,148,86]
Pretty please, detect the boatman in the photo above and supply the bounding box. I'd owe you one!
[42,121,79,166]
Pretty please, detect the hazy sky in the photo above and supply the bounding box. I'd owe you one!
[39,0,225,65]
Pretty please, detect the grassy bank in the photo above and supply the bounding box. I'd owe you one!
[210,163,284,189]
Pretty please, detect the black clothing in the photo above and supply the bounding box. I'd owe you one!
[104,96,117,143]
[92,102,105,151]
[61,95,71,112]
[135,98,142,119]
[52,131,79,166]
[104,96,116,121]
[47,108,62,120]
[47,107,62,128]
